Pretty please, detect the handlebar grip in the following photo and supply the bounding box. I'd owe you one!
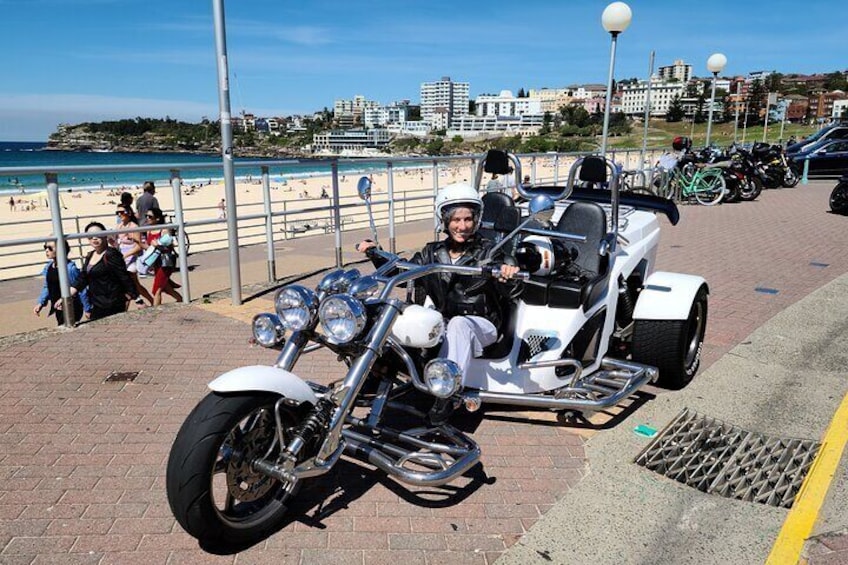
[485,266,530,281]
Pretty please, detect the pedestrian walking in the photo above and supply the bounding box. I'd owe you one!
[114,204,153,306]
[8,196,15,212]
[217,198,226,220]
[142,207,183,306]
[136,181,159,221]
[70,222,141,321]
[33,238,90,325]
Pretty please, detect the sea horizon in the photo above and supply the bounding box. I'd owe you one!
[0,141,426,196]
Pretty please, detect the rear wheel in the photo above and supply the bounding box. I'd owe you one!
[632,285,708,389]
[166,393,301,546]
[693,170,725,206]
[831,182,848,215]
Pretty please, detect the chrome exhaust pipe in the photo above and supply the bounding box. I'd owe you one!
[341,429,481,487]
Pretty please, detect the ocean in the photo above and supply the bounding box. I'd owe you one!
[0,141,414,195]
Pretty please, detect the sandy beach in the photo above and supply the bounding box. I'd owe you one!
[0,150,657,282]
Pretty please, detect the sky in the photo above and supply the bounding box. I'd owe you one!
[1,0,846,141]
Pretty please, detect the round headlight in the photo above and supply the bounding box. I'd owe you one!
[274,285,318,331]
[252,314,285,347]
[423,359,462,398]
[319,294,367,344]
[349,275,380,299]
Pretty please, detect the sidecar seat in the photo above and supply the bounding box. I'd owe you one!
[576,155,608,189]
[479,191,520,246]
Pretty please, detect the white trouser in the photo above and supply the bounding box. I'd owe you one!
[438,315,498,385]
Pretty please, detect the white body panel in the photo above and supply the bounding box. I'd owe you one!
[633,271,708,321]
[208,365,318,404]
[464,205,664,394]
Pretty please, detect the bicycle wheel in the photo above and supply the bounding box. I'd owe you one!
[693,169,725,206]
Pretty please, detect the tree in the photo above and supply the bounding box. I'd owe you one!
[766,72,784,94]
[517,87,526,98]
[540,111,553,135]
[824,72,848,91]
[666,96,685,122]
[747,78,766,125]
[425,137,444,156]
[468,100,477,114]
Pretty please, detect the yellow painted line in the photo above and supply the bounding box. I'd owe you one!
[767,392,848,565]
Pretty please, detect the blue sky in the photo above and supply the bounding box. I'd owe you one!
[1,0,846,141]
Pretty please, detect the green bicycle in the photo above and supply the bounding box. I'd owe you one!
[652,163,726,206]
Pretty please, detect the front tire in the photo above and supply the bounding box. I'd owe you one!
[739,176,763,201]
[166,392,299,546]
[632,285,708,389]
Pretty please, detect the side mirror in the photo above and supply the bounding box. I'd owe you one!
[528,194,555,226]
[357,176,372,200]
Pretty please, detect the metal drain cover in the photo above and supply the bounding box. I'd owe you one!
[104,371,140,383]
[635,408,819,508]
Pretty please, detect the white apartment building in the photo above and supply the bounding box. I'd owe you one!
[833,99,848,119]
[334,95,379,124]
[420,77,469,127]
[475,90,542,117]
[363,103,409,129]
[657,59,692,83]
[312,129,391,153]
[448,114,544,137]
[620,80,686,116]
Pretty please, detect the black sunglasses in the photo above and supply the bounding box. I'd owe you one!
[43,244,55,251]
[116,210,128,216]
[145,214,156,219]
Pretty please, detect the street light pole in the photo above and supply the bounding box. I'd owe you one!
[704,53,727,148]
[638,50,655,172]
[600,2,632,157]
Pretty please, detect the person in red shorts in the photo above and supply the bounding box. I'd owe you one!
[142,207,183,306]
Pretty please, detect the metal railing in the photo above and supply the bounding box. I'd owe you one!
[0,147,664,327]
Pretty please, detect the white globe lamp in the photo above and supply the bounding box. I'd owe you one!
[704,53,727,147]
[599,2,632,156]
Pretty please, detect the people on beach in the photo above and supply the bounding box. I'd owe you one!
[8,197,15,212]
[217,198,226,220]
[114,204,153,306]
[143,207,183,306]
[33,238,90,326]
[120,191,134,218]
[136,181,159,221]
[70,222,141,321]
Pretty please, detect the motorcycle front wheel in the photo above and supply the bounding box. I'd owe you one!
[831,182,848,215]
[783,168,800,188]
[166,392,300,546]
[739,176,763,202]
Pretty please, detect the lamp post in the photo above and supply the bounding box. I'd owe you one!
[600,2,632,156]
[704,52,726,148]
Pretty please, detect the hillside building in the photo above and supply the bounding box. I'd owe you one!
[420,77,469,129]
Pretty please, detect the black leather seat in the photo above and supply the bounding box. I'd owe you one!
[577,155,608,189]
[521,200,610,311]
[479,191,519,244]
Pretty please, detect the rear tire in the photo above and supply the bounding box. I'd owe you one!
[632,285,708,389]
[166,393,300,546]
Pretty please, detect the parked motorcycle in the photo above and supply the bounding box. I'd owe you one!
[830,174,848,215]
[727,145,763,202]
[751,142,799,188]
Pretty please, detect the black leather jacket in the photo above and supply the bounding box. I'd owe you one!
[375,235,519,334]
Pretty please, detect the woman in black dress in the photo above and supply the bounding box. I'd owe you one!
[71,222,140,321]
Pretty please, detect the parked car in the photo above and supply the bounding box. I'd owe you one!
[791,139,848,177]
[787,125,848,155]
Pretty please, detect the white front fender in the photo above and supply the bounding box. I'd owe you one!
[633,271,708,321]
[208,365,318,405]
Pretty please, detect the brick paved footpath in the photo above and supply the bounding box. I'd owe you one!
[0,180,846,564]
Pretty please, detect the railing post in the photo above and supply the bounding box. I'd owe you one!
[331,161,343,267]
[386,161,396,253]
[554,154,560,185]
[281,200,288,240]
[470,157,477,185]
[74,216,84,263]
[45,172,75,328]
[531,156,537,184]
[432,159,440,240]
[403,191,407,223]
[170,170,191,303]
[261,165,275,281]
[802,157,810,185]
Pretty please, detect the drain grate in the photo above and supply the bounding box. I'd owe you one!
[635,408,820,508]
[104,371,140,383]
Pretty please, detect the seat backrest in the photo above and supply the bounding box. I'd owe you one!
[483,149,512,174]
[578,156,608,186]
[479,191,516,242]
[555,201,608,275]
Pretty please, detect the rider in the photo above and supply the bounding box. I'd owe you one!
[358,183,521,405]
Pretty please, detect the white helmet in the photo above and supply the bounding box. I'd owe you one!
[434,183,484,233]
[390,304,445,348]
